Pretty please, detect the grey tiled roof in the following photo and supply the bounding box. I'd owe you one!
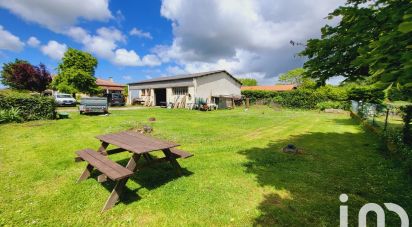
[128,70,241,85]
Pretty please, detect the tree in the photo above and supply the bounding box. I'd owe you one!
[300,0,412,90]
[278,68,315,88]
[52,48,99,95]
[0,59,52,92]
[278,68,304,85]
[239,78,258,86]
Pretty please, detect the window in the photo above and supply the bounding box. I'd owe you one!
[141,89,151,96]
[57,94,72,98]
[172,87,188,95]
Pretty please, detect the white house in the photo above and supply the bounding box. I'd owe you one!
[128,70,242,108]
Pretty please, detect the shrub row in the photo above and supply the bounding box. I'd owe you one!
[0,90,56,122]
[351,106,412,175]
[241,88,349,109]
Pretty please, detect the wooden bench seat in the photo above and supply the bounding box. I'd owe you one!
[170,148,193,159]
[76,149,133,181]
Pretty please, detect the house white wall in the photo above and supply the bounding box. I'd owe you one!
[194,72,241,100]
[128,71,241,107]
[166,86,195,105]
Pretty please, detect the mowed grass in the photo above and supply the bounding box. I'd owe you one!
[1,106,411,226]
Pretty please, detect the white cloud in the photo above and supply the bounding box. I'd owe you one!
[27,36,40,47]
[0,0,112,32]
[66,26,160,67]
[141,54,161,66]
[96,27,126,43]
[41,40,67,60]
[159,0,344,84]
[0,25,24,52]
[130,28,153,39]
[113,49,140,66]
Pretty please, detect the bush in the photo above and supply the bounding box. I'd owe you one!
[383,128,412,175]
[400,105,412,145]
[242,89,329,109]
[316,101,349,110]
[0,90,56,122]
[0,107,22,123]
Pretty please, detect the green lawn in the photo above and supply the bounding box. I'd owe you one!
[1,107,411,226]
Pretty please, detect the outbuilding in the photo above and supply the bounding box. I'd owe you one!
[128,70,242,109]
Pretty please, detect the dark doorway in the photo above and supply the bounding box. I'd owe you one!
[154,88,166,106]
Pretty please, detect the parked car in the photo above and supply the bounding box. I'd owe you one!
[104,93,126,106]
[79,97,108,114]
[54,93,76,106]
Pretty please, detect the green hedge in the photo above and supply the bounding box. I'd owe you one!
[242,89,332,109]
[0,90,56,122]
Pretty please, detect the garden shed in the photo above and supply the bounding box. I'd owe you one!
[128,70,242,108]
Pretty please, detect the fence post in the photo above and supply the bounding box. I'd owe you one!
[383,108,389,132]
[246,98,250,108]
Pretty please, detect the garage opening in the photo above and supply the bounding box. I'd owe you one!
[154,88,166,107]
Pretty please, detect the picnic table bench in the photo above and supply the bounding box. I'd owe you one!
[75,130,193,211]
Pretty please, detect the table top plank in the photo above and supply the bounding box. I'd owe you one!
[95,131,179,154]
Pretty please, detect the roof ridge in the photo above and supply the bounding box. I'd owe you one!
[128,69,241,85]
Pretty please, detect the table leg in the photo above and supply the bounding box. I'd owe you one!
[101,153,141,211]
[97,142,109,155]
[77,164,93,183]
[126,153,141,172]
[102,178,128,212]
[162,148,182,175]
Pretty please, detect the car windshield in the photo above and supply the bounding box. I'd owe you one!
[57,95,72,98]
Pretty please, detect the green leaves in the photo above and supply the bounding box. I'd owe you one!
[52,48,99,95]
[300,0,412,100]
[399,14,412,33]
[238,78,258,86]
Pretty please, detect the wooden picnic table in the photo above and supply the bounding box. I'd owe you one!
[75,130,193,211]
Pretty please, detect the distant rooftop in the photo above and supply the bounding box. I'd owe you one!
[128,70,241,85]
[96,78,125,87]
[96,78,125,91]
[241,85,297,91]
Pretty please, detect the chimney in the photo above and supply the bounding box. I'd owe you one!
[108,77,113,82]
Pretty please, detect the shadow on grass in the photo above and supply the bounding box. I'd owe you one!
[238,128,412,226]
[90,157,193,205]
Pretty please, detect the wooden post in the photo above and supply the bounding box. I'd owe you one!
[246,98,250,108]
[383,108,390,132]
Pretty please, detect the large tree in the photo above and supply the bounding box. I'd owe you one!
[300,0,412,92]
[0,59,52,92]
[238,78,258,86]
[277,68,316,88]
[52,48,99,95]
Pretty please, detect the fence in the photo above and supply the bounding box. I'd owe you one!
[350,100,404,133]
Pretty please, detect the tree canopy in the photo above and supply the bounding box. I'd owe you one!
[0,59,52,92]
[300,0,412,96]
[52,48,99,94]
[238,78,258,86]
[278,68,316,88]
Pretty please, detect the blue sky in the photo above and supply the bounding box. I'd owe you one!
[0,0,344,86]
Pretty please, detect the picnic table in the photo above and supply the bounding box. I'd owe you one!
[75,130,193,211]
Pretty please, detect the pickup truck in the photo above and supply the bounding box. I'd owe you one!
[79,97,108,114]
